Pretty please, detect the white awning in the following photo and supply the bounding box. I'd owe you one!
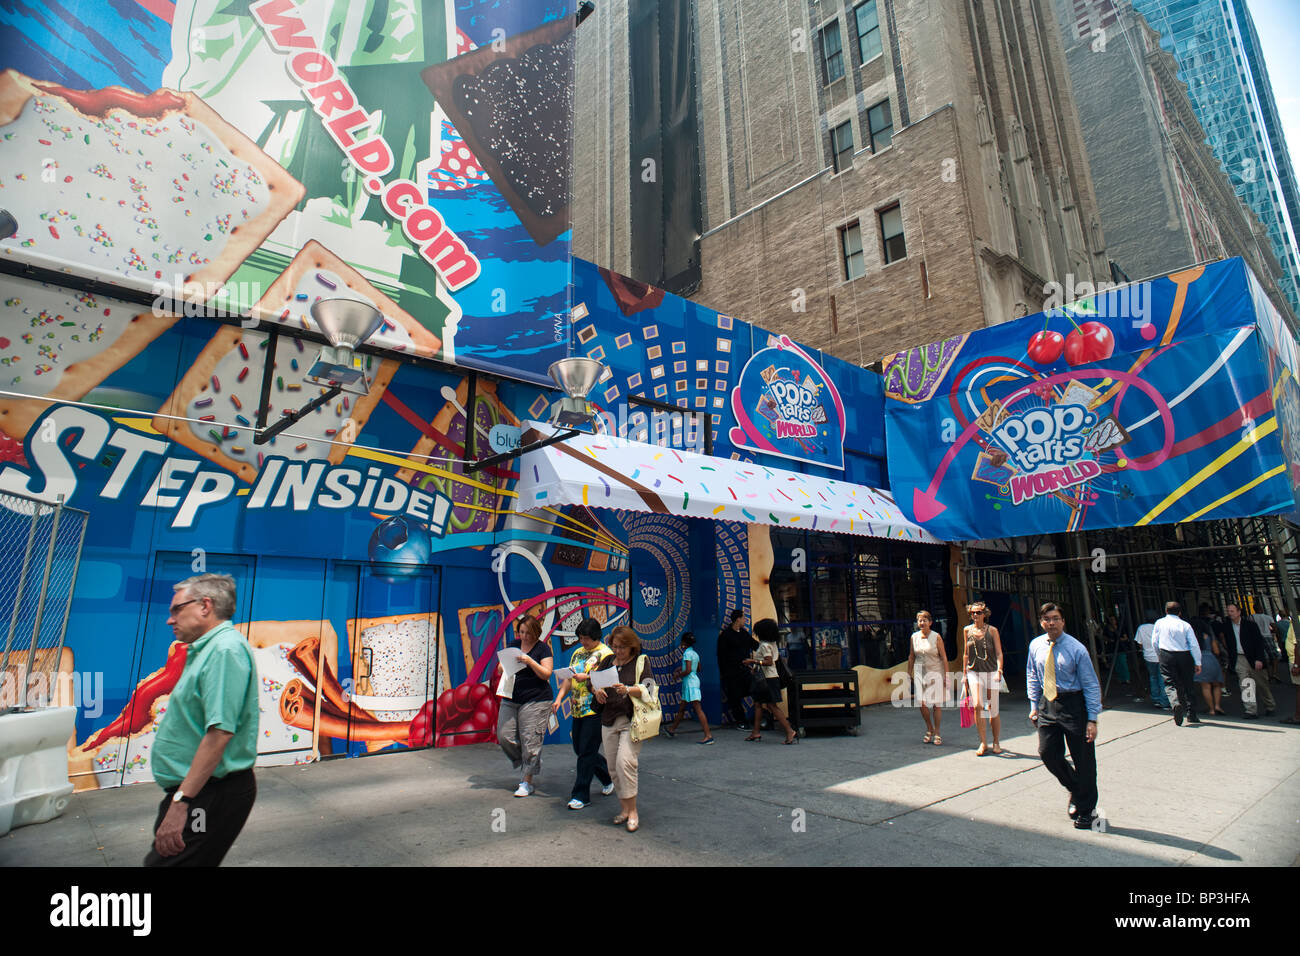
[513,424,938,542]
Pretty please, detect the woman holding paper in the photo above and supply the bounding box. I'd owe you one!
[593,626,654,832]
[497,614,554,797]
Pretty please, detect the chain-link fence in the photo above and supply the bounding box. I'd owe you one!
[0,492,88,712]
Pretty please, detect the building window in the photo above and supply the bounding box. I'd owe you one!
[819,21,845,84]
[841,222,865,280]
[867,99,893,152]
[880,204,906,264]
[831,121,854,172]
[854,1,882,63]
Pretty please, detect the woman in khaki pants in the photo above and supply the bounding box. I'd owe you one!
[593,626,654,832]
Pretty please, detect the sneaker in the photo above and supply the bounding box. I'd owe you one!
[513,782,534,797]
[699,737,715,745]
[600,782,616,796]
[566,798,587,810]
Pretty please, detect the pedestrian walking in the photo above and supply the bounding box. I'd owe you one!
[1154,602,1202,726]
[146,573,259,867]
[594,626,656,832]
[1135,620,1170,709]
[909,610,948,745]
[666,632,714,743]
[1283,624,1300,725]
[497,614,553,797]
[1192,616,1226,716]
[1224,604,1275,718]
[717,608,757,728]
[1026,603,1103,831]
[742,618,798,744]
[963,602,1004,755]
[553,617,616,810]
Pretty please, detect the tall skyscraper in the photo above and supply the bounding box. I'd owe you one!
[1129,0,1300,313]
[1053,0,1295,326]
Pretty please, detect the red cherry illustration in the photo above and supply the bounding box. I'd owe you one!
[1027,330,1065,364]
[1064,321,1114,366]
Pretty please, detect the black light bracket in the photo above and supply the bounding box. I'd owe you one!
[251,328,343,445]
[463,426,581,473]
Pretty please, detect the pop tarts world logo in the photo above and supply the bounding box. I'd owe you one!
[728,335,846,469]
[989,404,1102,506]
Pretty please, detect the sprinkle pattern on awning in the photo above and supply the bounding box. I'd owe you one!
[513,424,938,542]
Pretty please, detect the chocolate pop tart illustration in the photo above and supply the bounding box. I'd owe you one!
[422,20,575,246]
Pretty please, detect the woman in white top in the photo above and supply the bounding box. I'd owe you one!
[908,610,948,745]
[742,618,799,744]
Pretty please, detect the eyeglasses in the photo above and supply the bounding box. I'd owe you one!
[168,599,198,615]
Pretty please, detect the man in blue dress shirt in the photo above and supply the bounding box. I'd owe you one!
[1027,603,1103,830]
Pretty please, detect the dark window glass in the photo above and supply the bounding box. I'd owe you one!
[854,1,882,63]
[832,121,854,172]
[820,22,845,83]
[880,204,906,264]
[868,99,893,152]
[841,222,865,279]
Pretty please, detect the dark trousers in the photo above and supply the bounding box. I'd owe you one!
[722,668,749,724]
[1036,691,1098,817]
[1158,649,1197,717]
[144,768,256,867]
[570,714,611,802]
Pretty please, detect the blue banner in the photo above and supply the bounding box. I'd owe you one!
[884,259,1299,539]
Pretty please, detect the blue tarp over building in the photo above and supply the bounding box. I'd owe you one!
[883,259,1300,541]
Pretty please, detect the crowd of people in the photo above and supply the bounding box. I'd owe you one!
[1102,601,1300,725]
[139,571,1296,864]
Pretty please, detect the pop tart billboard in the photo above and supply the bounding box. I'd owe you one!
[729,335,846,470]
[0,0,575,385]
[883,259,1300,541]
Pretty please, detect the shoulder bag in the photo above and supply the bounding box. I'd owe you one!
[629,655,662,742]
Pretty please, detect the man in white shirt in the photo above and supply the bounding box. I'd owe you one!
[1134,621,1169,709]
[1153,601,1201,726]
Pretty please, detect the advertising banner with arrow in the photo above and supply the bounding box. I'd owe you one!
[883,259,1300,541]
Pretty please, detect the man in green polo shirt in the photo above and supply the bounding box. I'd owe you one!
[145,573,259,866]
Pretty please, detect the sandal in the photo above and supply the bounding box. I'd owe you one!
[975,743,988,756]
[922,732,933,744]
[784,734,798,744]
[991,744,1004,755]
[626,816,639,832]
[744,735,762,742]
[664,728,676,738]
[612,813,629,825]
[932,735,942,746]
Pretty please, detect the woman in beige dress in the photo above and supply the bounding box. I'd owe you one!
[908,611,948,745]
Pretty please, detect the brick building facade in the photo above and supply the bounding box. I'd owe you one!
[573,0,1112,364]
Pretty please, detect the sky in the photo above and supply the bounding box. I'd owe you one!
[1247,0,1300,177]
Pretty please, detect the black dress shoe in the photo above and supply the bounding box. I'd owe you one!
[1187,713,1201,724]
[1073,812,1096,830]
[1173,704,1184,726]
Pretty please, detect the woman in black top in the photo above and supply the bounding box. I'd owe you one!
[496,614,553,797]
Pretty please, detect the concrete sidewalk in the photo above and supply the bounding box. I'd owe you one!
[4,689,1298,866]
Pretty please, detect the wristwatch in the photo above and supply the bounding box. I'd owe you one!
[171,789,192,805]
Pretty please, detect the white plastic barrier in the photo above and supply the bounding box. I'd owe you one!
[0,706,76,836]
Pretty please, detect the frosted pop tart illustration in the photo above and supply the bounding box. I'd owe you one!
[0,70,304,297]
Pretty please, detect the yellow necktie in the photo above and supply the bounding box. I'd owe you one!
[1044,640,1058,701]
